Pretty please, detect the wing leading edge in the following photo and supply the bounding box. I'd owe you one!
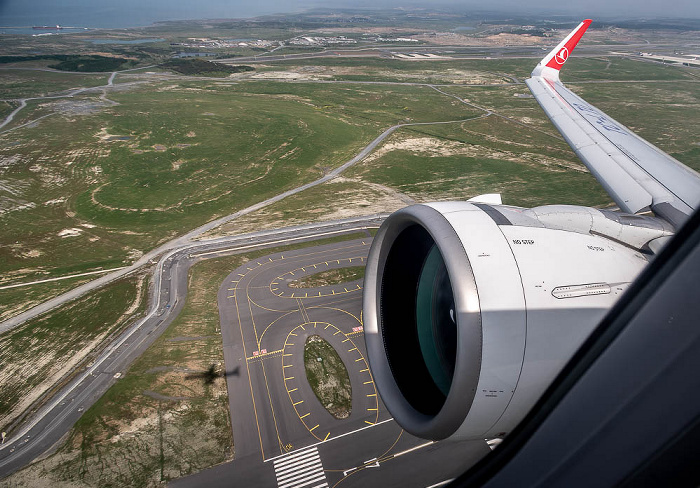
[526,20,700,228]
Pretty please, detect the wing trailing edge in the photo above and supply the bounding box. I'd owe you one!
[527,20,700,228]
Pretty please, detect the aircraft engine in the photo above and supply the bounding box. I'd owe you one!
[363,202,670,441]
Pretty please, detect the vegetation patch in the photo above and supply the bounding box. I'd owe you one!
[0,54,135,72]
[304,335,352,419]
[290,266,365,288]
[0,276,146,435]
[161,58,254,77]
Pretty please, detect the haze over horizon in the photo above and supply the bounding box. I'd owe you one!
[0,0,698,29]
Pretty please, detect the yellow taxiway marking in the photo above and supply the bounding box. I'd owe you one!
[283,364,293,368]
[228,288,236,290]
[360,368,369,372]
[284,353,293,357]
[228,295,235,298]
[365,421,375,425]
[367,393,377,397]
[367,408,378,411]
[334,331,341,335]
[342,339,351,343]
[300,413,310,419]
[293,400,304,406]
[288,388,298,393]
[324,433,330,441]
[348,347,358,352]
[310,424,319,432]
[285,377,294,381]
[364,381,373,385]
[355,358,364,362]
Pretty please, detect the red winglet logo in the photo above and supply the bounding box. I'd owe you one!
[545,19,592,71]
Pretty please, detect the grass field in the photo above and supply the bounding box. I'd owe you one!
[304,335,352,420]
[0,69,109,99]
[0,276,94,322]
[290,266,365,288]
[0,275,146,435]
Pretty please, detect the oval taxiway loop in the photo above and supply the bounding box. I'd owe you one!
[217,237,379,461]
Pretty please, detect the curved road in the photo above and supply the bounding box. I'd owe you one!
[0,215,386,478]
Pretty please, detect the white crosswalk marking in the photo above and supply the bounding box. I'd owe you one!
[273,447,328,488]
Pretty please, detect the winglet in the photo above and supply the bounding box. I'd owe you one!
[531,19,592,81]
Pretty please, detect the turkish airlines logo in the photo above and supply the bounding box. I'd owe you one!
[554,47,569,65]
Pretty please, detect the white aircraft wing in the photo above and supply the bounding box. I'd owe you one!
[526,19,700,227]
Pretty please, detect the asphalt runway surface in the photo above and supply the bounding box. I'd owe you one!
[174,238,491,488]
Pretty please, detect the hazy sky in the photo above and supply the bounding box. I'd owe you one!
[0,0,698,28]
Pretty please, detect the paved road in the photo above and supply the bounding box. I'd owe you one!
[172,238,491,488]
[0,216,385,479]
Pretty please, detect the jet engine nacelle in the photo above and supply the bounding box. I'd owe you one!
[363,202,666,441]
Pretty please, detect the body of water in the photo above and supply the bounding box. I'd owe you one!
[0,0,306,31]
[89,38,166,44]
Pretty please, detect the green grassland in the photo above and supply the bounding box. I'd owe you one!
[0,78,480,288]
[0,68,109,99]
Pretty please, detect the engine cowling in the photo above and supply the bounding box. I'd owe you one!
[363,202,657,441]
